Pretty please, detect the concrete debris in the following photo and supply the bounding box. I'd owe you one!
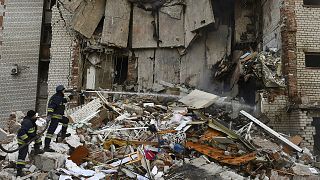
[1,0,319,179]
[291,163,317,176]
[1,90,319,179]
[251,136,280,151]
[34,152,68,172]
[215,51,285,88]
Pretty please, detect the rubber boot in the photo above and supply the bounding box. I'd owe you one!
[44,146,55,152]
[16,167,25,177]
[57,129,71,143]
[44,138,55,152]
[34,145,44,155]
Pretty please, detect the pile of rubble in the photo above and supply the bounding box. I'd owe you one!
[0,89,319,179]
[214,49,285,88]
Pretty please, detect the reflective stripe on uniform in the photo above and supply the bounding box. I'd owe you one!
[20,134,28,140]
[28,127,35,133]
[46,133,53,139]
[52,114,62,119]
[17,139,25,145]
[35,138,42,143]
[47,108,54,113]
[16,160,26,165]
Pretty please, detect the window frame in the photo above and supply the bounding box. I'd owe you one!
[303,0,320,7]
[305,52,320,69]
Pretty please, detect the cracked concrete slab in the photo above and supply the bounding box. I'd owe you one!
[101,0,131,48]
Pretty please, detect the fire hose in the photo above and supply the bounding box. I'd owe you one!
[0,119,51,153]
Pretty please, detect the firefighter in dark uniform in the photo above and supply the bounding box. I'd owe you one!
[44,85,72,152]
[16,110,44,177]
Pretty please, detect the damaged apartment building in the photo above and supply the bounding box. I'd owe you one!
[1,0,320,153]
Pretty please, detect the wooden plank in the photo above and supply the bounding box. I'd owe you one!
[159,5,184,47]
[71,0,106,38]
[155,49,180,84]
[101,0,131,48]
[132,6,157,48]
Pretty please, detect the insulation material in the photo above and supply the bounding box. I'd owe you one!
[186,141,256,166]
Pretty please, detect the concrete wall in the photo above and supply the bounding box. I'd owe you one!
[0,0,43,122]
[261,94,288,132]
[135,27,230,94]
[0,1,4,58]
[262,0,282,50]
[261,93,316,149]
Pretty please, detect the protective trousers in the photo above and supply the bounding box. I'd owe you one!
[16,138,42,169]
[44,116,69,148]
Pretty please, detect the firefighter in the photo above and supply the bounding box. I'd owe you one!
[16,110,44,177]
[44,85,72,152]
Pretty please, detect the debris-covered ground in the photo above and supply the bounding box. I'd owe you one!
[0,88,319,180]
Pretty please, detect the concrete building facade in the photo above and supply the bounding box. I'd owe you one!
[0,0,44,123]
[261,0,320,151]
[1,0,320,153]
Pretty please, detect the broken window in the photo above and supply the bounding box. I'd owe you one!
[113,56,128,85]
[305,53,320,68]
[304,0,320,6]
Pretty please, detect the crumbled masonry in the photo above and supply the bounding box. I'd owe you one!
[0,89,319,179]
